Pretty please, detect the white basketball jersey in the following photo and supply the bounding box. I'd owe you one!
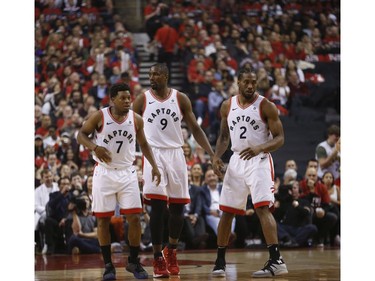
[93,107,136,168]
[316,140,340,179]
[142,89,184,148]
[227,94,271,153]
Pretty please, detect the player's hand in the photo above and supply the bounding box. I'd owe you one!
[245,208,255,216]
[212,156,225,179]
[315,207,325,218]
[94,146,112,163]
[335,137,341,153]
[152,167,161,187]
[239,146,261,160]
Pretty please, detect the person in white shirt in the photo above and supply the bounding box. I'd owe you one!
[35,169,59,253]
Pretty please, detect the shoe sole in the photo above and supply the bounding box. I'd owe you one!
[153,273,169,278]
[102,273,116,281]
[126,268,149,279]
[252,269,288,278]
[212,269,226,277]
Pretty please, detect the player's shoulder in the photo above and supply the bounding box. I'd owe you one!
[175,89,187,98]
[133,92,146,109]
[259,95,277,113]
[221,97,232,109]
[88,107,104,121]
[175,89,190,105]
[132,110,142,120]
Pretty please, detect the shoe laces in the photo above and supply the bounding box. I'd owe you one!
[261,259,281,273]
[168,249,177,266]
[134,262,145,273]
[155,257,167,270]
[130,258,145,272]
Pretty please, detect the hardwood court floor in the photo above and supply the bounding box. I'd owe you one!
[35,247,340,281]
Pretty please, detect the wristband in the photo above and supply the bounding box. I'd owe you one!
[93,145,98,152]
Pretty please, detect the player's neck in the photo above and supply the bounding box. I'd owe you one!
[110,107,128,120]
[153,87,170,99]
[238,93,258,106]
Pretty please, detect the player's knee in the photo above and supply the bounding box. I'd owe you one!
[169,203,184,216]
[126,213,141,225]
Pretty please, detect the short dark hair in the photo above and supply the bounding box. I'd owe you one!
[151,63,169,77]
[58,176,70,186]
[41,169,51,177]
[70,171,82,180]
[237,66,255,80]
[327,124,340,136]
[110,83,131,99]
[307,158,318,165]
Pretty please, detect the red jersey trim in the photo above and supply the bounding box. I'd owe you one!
[120,208,142,215]
[142,93,147,115]
[169,197,191,204]
[150,88,172,102]
[97,110,104,133]
[220,204,246,215]
[176,90,184,119]
[267,154,275,181]
[253,201,271,209]
[226,96,232,116]
[133,111,138,131]
[143,196,151,206]
[235,93,259,110]
[144,193,168,201]
[107,107,128,124]
[93,211,114,218]
[259,97,267,123]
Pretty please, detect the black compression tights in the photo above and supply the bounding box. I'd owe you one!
[168,203,185,240]
[150,200,184,244]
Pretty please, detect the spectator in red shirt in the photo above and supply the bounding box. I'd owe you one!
[81,0,100,23]
[153,17,179,81]
[36,115,53,137]
[144,0,169,42]
[299,167,337,247]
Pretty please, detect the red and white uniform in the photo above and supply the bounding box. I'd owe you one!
[92,107,142,217]
[141,89,189,204]
[220,95,275,215]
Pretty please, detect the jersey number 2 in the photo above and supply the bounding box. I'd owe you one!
[240,126,247,139]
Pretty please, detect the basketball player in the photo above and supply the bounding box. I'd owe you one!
[211,67,288,278]
[77,83,161,280]
[132,63,214,278]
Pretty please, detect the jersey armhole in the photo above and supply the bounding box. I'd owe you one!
[97,110,104,133]
[226,97,232,116]
[133,111,138,131]
[142,93,147,115]
[259,97,267,124]
[176,90,183,118]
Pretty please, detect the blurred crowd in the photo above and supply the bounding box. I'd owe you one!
[34,0,340,255]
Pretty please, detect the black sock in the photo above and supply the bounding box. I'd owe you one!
[129,246,140,262]
[154,252,163,259]
[101,245,112,265]
[217,246,226,260]
[267,244,281,261]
